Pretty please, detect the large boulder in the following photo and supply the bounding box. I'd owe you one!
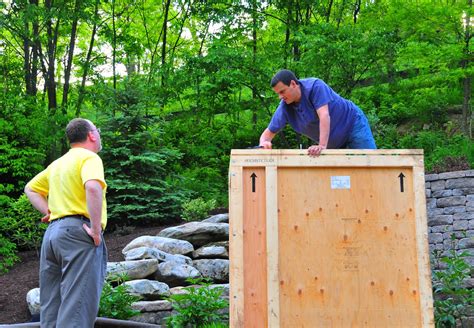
[154,261,201,287]
[131,300,173,312]
[122,279,170,300]
[122,236,194,255]
[158,222,229,247]
[107,259,159,280]
[26,288,40,316]
[192,241,229,259]
[202,213,229,223]
[192,259,229,283]
[123,246,192,265]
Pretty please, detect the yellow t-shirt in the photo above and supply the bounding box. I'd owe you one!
[26,147,108,229]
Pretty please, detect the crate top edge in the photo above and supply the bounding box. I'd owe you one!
[231,149,424,156]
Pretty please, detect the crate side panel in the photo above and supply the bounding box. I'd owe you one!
[277,167,423,327]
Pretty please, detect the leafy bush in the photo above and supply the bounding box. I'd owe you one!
[166,278,229,327]
[182,198,217,222]
[432,234,474,327]
[98,274,141,320]
[0,195,47,253]
[0,235,19,274]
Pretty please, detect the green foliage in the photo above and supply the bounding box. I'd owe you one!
[0,195,47,252]
[182,198,216,222]
[399,132,474,172]
[0,235,19,274]
[100,84,187,227]
[98,274,141,320]
[432,234,474,327]
[166,278,229,328]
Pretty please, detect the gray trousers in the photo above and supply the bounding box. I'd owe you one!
[39,216,107,328]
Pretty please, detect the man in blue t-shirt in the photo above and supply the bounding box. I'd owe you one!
[259,69,376,156]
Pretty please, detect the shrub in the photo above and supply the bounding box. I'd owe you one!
[98,274,141,320]
[166,278,229,327]
[0,235,19,274]
[432,234,474,327]
[9,195,47,251]
[182,198,217,222]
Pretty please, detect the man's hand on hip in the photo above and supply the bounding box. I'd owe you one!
[83,223,102,246]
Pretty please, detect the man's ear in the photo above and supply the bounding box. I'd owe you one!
[88,131,97,142]
[290,80,297,87]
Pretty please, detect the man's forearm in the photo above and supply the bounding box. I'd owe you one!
[24,186,49,215]
[85,181,103,232]
[319,117,330,147]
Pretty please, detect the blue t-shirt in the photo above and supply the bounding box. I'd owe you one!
[268,78,358,148]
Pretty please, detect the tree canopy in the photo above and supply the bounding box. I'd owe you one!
[1,0,473,226]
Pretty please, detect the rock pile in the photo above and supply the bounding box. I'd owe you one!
[26,213,230,325]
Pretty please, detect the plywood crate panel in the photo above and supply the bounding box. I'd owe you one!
[229,150,434,328]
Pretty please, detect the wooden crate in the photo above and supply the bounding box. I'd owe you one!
[229,150,434,327]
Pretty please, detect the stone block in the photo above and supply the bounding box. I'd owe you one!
[430,225,453,233]
[458,238,474,249]
[428,215,453,226]
[453,220,469,231]
[426,198,437,209]
[427,208,444,217]
[439,171,468,179]
[452,189,465,196]
[443,206,466,215]
[467,195,474,202]
[432,190,453,198]
[428,233,443,244]
[430,180,446,191]
[454,212,474,221]
[470,221,474,229]
[437,196,466,208]
[425,188,431,198]
[446,178,474,189]
[464,170,474,177]
[424,174,439,182]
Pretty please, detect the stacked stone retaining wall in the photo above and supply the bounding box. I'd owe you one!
[425,169,474,327]
[425,169,474,263]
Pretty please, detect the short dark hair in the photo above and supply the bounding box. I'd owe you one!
[271,69,299,87]
[66,118,92,144]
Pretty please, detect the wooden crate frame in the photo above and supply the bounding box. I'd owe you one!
[229,149,434,327]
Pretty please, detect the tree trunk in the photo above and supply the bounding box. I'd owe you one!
[112,0,117,93]
[45,0,57,111]
[461,0,472,137]
[62,0,82,111]
[326,0,334,23]
[76,0,99,116]
[161,0,171,86]
[31,0,39,96]
[353,0,361,24]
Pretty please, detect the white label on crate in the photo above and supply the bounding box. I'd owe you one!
[331,176,351,189]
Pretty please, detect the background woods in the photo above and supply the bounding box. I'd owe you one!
[0,0,473,247]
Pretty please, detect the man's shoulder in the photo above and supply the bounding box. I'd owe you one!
[57,148,102,167]
[299,78,325,88]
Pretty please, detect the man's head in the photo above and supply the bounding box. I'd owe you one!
[66,118,102,153]
[271,69,301,104]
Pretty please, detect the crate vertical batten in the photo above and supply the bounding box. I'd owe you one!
[229,149,434,328]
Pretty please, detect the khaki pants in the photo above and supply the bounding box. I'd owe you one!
[39,216,107,328]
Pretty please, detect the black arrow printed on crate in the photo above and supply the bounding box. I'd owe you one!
[398,172,405,192]
[251,173,257,192]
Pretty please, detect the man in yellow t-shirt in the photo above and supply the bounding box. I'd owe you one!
[25,118,107,328]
